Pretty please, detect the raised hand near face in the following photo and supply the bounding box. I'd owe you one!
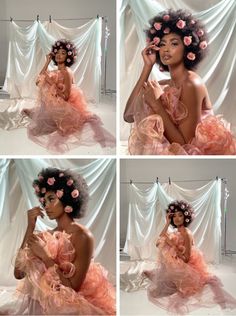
[142,41,160,68]
[27,206,44,231]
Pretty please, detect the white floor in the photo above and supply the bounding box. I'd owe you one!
[0,94,116,155]
[120,256,236,316]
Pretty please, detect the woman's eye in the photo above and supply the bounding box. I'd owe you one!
[172,42,178,46]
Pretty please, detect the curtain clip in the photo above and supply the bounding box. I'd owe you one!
[156,177,159,184]
[130,179,133,185]
[37,15,39,22]
[168,177,171,185]
[216,176,219,180]
[10,17,13,22]
[97,14,99,19]
[49,15,52,23]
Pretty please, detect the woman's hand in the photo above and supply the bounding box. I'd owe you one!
[27,207,44,231]
[142,80,163,110]
[142,41,160,68]
[165,212,173,226]
[46,53,53,64]
[27,234,47,260]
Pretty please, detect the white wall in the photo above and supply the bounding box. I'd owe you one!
[120,158,236,254]
[0,0,116,91]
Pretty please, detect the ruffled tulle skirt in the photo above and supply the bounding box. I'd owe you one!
[143,248,236,314]
[0,262,115,315]
[24,84,115,153]
[128,114,236,155]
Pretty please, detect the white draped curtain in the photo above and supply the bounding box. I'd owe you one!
[0,158,116,287]
[120,0,236,141]
[3,18,102,103]
[124,180,222,264]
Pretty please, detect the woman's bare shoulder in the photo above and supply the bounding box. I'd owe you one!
[185,71,205,90]
[68,222,94,245]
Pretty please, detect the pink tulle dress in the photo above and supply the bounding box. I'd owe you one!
[25,70,115,153]
[13,231,116,315]
[128,85,236,155]
[143,230,236,314]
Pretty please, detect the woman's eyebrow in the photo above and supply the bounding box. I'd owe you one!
[160,38,180,43]
[45,194,54,199]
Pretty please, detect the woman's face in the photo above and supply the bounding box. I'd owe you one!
[173,211,184,227]
[55,48,67,64]
[44,191,64,220]
[159,33,185,67]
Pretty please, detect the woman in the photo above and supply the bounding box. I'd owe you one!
[22,39,115,153]
[124,9,236,155]
[143,200,236,314]
[13,167,116,315]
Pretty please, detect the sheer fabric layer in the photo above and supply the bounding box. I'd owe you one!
[26,71,115,153]
[12,231,116,315]
[128,86,236,155]
[143,231,236,314]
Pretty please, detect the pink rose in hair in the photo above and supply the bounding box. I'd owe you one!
[163,27,170,34]
[150,28,156,34]
[47,177,55,185]
[176,20,186,29]
[64,206,73,213]
[197,29,204,37]
[183,36,192,46]
[190,20,195,25]
[39,197,45,204]
[163,14,170,21]
[34,185,40,193]
[146,38,151,44]
[199,41,207,50]
[38,175,44,181]
[59,172,64,177]
[187,52,196,61]
[153,37,160,45]
[56,190,64,199]
[67,179,74,186]
[154,22,162,31]
[71,189,79,198]
[67,58,71,63]
[41,187,46,194]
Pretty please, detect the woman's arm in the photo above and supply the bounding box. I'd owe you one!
[56,69,72,101]
[39,229,94,291]
[144,79,203,144]
[39,54,53,76]
[176,232,192,263]
[123,42,159,123]
[36,54,53,86]
[156,213,171,246]
[14,207,44,279]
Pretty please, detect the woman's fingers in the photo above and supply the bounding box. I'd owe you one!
[143,82,147,89]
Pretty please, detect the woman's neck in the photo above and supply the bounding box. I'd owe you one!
[56,212,73,231]
[168,64,188,87]
[57,63,66,71]
[177,225,185,232]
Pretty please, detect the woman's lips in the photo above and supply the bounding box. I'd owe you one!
[162,55,172,61]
